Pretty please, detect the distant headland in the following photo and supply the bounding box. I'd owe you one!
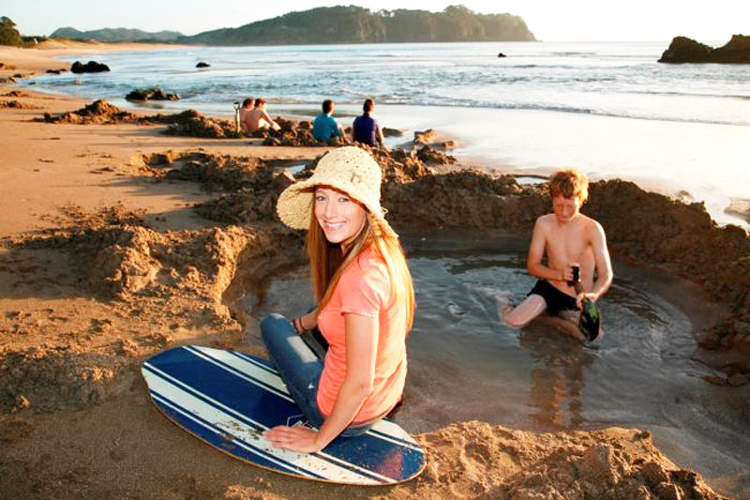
[48,5,536,46]
[50,27,183,44]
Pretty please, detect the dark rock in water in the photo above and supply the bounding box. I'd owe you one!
[71,60,110,73]
[382,127,403,137]
[497,52,506,58]
[196,62,210,68]
[659,34,750,63]
[126,88,180,101]
[711,34,750,63]
[46,69,65,75]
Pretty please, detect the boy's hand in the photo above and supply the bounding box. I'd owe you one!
[576,292,599,308]
[562,263,580,284]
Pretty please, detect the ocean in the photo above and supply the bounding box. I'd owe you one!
[27,41,750,227]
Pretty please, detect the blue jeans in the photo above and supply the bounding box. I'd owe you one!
[260,313,376,437]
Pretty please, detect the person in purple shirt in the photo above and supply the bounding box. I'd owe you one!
[352,98,384,147]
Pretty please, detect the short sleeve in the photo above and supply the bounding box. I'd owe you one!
[337,258,389,318]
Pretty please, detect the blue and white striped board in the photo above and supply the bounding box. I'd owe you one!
[141,345,426,485]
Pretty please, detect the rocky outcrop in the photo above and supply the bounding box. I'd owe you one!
[125,87,180,101]
[659,34,750,63]
[70,60,110,73]
[158,110,237,138]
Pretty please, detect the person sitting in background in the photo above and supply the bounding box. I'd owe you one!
[245,97,281,133]
[239,97,255,134]
[312,99,344,142]
[352,98,384,147]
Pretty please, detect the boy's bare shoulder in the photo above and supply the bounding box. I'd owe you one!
[536,213,557,225]
[580,213,605,230]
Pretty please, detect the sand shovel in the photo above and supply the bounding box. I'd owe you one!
[233,101,241,136]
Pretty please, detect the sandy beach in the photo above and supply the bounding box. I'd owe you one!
[1,42,748,500]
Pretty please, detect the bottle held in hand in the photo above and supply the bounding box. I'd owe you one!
[567,265,580,288]
[568,264,601,342]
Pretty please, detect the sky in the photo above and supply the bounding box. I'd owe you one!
[2,0,748,43]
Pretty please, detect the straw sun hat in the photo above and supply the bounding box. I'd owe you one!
[276,146,395,237]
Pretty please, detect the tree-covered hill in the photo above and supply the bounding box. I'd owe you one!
[181,5,536,45]
[51,27,184,43]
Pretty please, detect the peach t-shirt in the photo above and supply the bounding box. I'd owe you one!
[316,246,408,424]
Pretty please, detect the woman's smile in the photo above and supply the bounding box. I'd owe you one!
[314,186,367,249]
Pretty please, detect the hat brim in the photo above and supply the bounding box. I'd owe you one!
[276,179,396,237]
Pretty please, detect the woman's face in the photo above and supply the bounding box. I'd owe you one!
[314,186,367,250]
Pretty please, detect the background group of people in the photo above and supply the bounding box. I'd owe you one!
[239,96,385,147]
[312,98,385,147]
[239,97,281,134]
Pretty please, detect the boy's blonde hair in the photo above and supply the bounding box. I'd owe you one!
[549,168,589,203]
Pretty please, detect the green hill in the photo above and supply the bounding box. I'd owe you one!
[181,5,535,45]
[50,27,183,43]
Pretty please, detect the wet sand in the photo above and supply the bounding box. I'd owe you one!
[1,43,748,499]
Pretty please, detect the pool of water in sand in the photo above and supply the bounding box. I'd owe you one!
[228,229,749,497]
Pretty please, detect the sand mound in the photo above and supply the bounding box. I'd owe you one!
[39,99,138,124]
[0,204,304,414]
[398,421,730,500]
[159,109,237,138]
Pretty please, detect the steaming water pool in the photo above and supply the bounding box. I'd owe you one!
[229,229,749,497]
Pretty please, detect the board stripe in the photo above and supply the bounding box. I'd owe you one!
[185,345,294,402]
[144,362,392,484]
[229,349,279,375]
[151,392,324,479]
[143,363,268,432]
[368,426,422,451]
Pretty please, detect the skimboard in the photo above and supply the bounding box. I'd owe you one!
[141,345,426,485]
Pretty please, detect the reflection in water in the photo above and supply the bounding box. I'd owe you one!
[227,230,748,497]
[519,329,594,429]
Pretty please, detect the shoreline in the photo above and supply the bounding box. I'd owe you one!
[14,41,749,231]
[1,45,748,500]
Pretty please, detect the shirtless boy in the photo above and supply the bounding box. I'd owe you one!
[503,169,613,341]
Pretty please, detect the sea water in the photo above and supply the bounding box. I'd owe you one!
[26,41,750,227]
[228,230,749,498]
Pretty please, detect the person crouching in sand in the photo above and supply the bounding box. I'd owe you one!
[261,146,415,453]
[503,168,613,342]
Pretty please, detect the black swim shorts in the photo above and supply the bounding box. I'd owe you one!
[528,279,579,314]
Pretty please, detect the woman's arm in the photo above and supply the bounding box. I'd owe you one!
[263,312,378,453]
[292,309,318,334]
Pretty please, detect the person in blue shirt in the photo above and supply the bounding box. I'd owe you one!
[312,99,344,142]
[352,98,384,147]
